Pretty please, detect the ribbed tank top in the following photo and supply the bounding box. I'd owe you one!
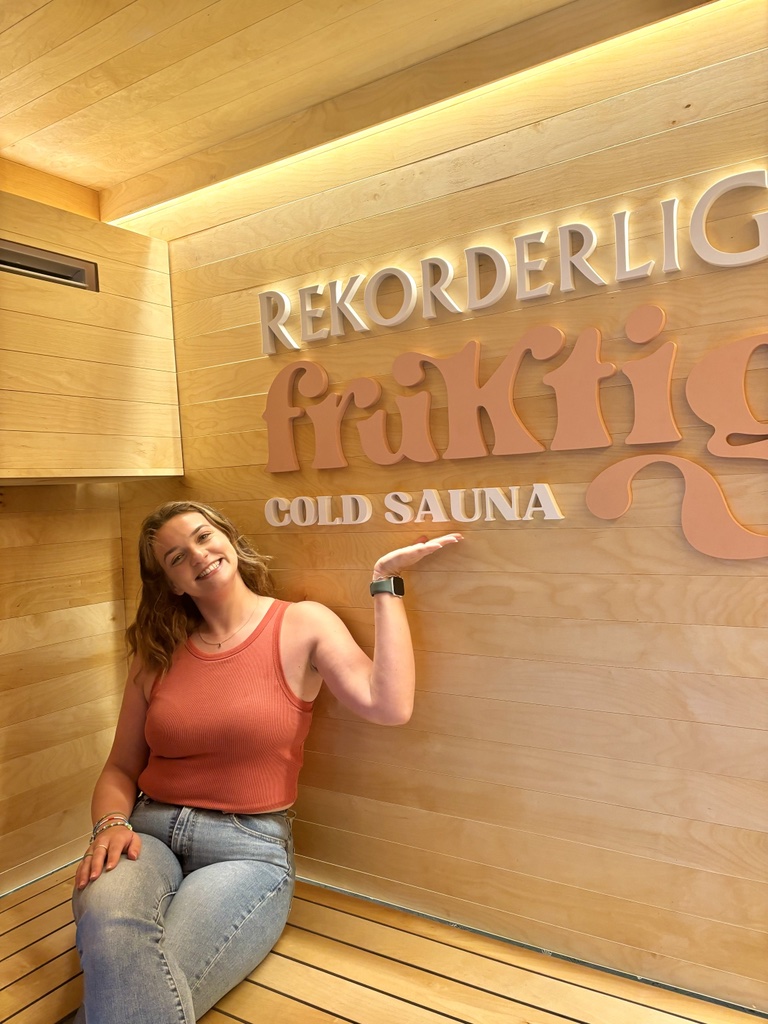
[138,600,314,813]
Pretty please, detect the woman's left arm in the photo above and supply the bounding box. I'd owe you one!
[300,533,462,724]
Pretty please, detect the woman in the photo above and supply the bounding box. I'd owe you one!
[71,500,461,1024]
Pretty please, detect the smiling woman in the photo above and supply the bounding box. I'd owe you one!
[69,499,461,1024]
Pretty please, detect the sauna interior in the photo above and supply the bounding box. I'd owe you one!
[1,0,766,1015]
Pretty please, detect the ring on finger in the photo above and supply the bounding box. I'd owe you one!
[94,844,109,853]
[82,852,94,859]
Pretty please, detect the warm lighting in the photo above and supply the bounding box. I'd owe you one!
[108,0,742,240]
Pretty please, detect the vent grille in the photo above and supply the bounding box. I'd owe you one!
[0,239,98,290]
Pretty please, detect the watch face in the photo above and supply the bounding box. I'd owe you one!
[391,575,405,596]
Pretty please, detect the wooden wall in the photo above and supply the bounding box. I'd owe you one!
[117,1,768,1010]
[0,483,126,894]
[0,179,182,888]
[0,188,182,479]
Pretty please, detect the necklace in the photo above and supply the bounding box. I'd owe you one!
[197,602,259,649]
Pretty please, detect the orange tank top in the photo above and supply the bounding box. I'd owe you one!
[138,600,314,813]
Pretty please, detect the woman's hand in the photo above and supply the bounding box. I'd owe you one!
[75,825,142,890]
[373,533,463,579]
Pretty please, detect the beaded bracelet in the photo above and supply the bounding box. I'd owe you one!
[93,812,129,829]
[90,814,129,838]
[91,820,133,842]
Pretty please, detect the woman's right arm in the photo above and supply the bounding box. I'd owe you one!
[74,656,152,890]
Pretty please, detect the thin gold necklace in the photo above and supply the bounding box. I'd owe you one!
[197,602,259,649]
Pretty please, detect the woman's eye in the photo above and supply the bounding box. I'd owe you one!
[199,532,211,541]
[172,553,184,565]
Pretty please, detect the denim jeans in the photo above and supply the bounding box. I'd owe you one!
[71,797,295,1024]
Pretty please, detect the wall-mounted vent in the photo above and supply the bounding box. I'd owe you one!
[0,239,99,291]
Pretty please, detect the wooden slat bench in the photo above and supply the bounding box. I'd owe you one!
[0,865,761,1024]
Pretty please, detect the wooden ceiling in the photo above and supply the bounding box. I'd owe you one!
[0,0,715,232]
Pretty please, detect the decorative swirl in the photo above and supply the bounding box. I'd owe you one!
[586,454,768,560]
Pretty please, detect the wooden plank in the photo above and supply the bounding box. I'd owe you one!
[407,650,768,730]
[0,308,176,372]
[0,539,122,586]
[0,392,180,438]
[291,885,758,1024]
[0,944,79,1020]
[0,603,124,658]
[0,482,118,515]
[0,349,178,403]
[1,0,394,184]
[169,125,768,328]
[0,865,73,911]
[0,975,82,1024]
[0,663,124,728]
[249,952,484,1023]
[0,690,122,765]
[18,0,549,188]
[275,926,573,1024]
[301,723,768,831]
[0,509,119,550]
[2,730,114,808]
[105,0,719,227]
[337,606,768,691]
[0,431,183,477]
[293,791,767,930]
[0,901,74,960]
[0,870,758,1024]
[2,226,172,306]
[169,48,766,298]
[0,1,51,36]
[0,767,120,843]
[0,192,168,273]
[0,158,98,218]
[0,803,91,880]
[234,521,767,582]
[0,0,219,123]
[402,693,767,781]
[308,668,768,782]
[280,914,675,1024]
[0,633,126,693]
[0,0,133,78]
[0,0,279,138]
[274,566,768,629]
[0,272,173,339]
[294,859,767,1010]
[0,878,73,935]
[204,982,346,1023]
[0,568,123,620]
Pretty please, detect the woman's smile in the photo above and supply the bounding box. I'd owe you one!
[197,558,223,579]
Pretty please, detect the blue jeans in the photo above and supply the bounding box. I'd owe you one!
[71,797,295,1024]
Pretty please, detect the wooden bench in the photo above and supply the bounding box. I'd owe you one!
[0,864,760,1024]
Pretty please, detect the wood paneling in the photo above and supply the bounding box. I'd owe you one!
[0,191,182,480]
[144,0,768,1010]
[104,0,716,232]
[0,157,98,218]
[0,486,126,892]
[0,0,561,187]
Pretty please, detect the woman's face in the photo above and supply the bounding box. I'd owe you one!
[152,512,239,598]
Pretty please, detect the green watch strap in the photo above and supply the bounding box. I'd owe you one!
[370,576,405,597]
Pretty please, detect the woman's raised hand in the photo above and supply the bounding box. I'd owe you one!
[373,533,463,579]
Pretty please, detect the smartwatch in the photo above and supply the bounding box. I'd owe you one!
[370,576,405,598]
